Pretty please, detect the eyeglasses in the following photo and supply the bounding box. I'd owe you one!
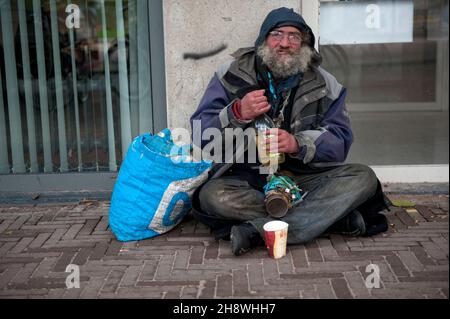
[268,30,302,45]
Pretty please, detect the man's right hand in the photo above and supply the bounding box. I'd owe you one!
[239,90,271,120]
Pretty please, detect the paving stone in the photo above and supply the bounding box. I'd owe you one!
[290,245,308,268]
[314,281,336,299]
[29,233,52,249]
[180,286,199,299]
[331,278,353,299]
[415,205,436,222]
[139,258,160,281]
[9,262,39,284]
[262,258,279,283]
[80,277,107,299]
[232,269,250,297]
[204,241,219,260]
[247,262,265,288]
[216,274,233,298]
[10,237,34,254]
[300,286,318,299]
[72,247,93,266]
[189,246,205,265]
[197,279,216,299]
[344,271,372,298]
[329,234,350,252]
[173,249,190,270]
[305,241,324,262]
[0,267,21,288]
[396,250,425,272]
[420,241,448,260]
[101,268,126,293]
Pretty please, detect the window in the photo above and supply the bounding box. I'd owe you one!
[319,0,449,165]
[0,0,166,175]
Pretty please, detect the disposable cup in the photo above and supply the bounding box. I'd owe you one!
[263,221,289,259]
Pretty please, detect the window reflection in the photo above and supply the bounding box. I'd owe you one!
[320,0,448,105]
[0,0,152,174]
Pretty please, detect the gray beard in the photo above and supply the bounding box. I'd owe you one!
[256,43,313,78]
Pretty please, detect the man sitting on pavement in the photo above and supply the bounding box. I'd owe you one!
[190,7,390,256]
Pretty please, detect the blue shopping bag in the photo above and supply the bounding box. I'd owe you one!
[109,129,212,242]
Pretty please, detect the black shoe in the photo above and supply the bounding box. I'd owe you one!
[212,225,233,241]
[329,210,366,237]
[230,223,262,256]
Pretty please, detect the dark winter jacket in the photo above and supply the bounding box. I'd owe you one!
[190,47,353,178]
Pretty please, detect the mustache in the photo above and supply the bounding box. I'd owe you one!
[275,47,298,54]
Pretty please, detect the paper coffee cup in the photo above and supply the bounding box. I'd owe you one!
[263,221,289,259]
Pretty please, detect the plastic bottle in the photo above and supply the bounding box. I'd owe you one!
[254,114,285,166]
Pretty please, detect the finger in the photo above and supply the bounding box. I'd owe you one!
[264,132,274,141]
[252,89,266,97]
[273,141,288,151]
[252,96,268,104]
[266,137,280,148]
[269,145,283,153]
[267,128,282,137]
[254,107,271,117]
[274,128,287,136]
[253,101,270,110]
[258,105,271,114]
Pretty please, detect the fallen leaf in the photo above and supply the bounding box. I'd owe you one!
[392,200,416,207]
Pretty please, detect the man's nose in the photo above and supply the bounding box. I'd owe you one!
[279,36,290,47]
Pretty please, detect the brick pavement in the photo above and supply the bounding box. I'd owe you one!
[0,194,448,299]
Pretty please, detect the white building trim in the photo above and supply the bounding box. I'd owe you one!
[371,165,449,183]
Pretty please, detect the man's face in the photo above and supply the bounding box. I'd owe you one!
[265,26,302,61]
[257,25,312,78]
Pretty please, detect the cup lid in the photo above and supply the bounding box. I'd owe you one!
[263,220,289,232]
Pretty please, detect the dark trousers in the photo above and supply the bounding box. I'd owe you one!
[197,164,378,245]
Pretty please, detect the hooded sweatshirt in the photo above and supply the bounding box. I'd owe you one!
[254,7,316,48]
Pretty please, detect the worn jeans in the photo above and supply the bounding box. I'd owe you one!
[198,164,378,245]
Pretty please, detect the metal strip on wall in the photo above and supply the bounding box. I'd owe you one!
[115,0,132,159]
[0,64,9,174]
[148,0,167,133]
[0,0,26,173]
[50,0,68,172]
[17,0,39,173]
[137,0,153,134]
[101,0,117,172]
[128,0,139,138]
[67,0,83,172]
[33,0,53,172]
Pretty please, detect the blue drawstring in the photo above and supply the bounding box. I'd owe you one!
[267,72,278,101]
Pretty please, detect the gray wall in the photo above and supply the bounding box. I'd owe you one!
[162,0,305,131]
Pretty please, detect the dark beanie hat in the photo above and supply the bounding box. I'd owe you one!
[254,7,316,48]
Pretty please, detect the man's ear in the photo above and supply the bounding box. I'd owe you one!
[302,31,312,46]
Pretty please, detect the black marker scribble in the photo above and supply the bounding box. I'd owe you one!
[183,44,227,60]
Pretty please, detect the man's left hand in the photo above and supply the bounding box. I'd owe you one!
[266,129,299,154]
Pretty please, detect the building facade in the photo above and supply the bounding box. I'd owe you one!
[0,0,448,194]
